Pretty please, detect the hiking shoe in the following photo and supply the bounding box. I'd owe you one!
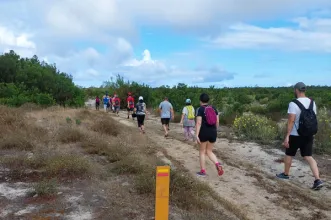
[196,171,206,177]
[276,172,290,179]
[312,179,324,190]
[216,164,224,176]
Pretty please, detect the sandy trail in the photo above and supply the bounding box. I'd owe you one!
[111,111,331,220]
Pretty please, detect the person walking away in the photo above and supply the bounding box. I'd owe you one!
[195,93,223,177]
[112,94,121,116]
[159,97,174,137]
[180,99,195,141]
[103,94,109,112]
[276,82,323,190]
[95,96,100,110]
[127,92,135,119]
[134,96,148,134]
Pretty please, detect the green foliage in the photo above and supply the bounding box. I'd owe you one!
[0,50,84,107]
[315,108,331,154]
[233,113,278,143]
[75,119,81,125]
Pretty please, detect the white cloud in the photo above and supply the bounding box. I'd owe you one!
[0,1,331,87]
[208,17,331,52]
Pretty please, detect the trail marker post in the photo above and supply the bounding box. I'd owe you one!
[155,166,170,220]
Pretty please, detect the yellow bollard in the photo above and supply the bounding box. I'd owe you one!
[155,166,170,220]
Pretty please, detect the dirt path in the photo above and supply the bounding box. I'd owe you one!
[112,111,331,220]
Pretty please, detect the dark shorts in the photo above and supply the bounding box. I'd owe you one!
[199,128,217,143]
[161,118,170,125]
[114,106,120,111]
[286,135,313,157]
[127,107,134,111]
[96,102,100,106]
[137,115,145,127]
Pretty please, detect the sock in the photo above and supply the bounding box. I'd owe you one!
[216,162,221,166]
[201,169,206,173]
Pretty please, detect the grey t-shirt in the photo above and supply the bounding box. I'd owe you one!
[159,101,173,119]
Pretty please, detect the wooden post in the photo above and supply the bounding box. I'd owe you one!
[155,166,170,220]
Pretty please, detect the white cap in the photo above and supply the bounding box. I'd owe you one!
[139,96,143,100]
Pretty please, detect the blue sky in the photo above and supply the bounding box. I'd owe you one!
[0,0,330,88]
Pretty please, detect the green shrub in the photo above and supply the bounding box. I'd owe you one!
[249,104,267,115]
[259,97,269,105]
[315,107,331,154]
[233,113,277,143]
[34,93,55,106]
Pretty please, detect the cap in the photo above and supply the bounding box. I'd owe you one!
[139,96,143,100]
[294,82,306,92]
[185,98,191,103]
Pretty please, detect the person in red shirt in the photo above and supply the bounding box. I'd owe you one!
[126,92,135,119]
[112,94,121,116]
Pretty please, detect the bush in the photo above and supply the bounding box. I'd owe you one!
[233,113,278,143]
[249,104,267,115]
[34,93,55,106]
[315,107,331,154]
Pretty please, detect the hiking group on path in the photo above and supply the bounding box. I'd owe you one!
[94,82,324,190]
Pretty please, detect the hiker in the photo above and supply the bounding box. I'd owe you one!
[134,96,147,134]
[195,93,224,177]
[180,99,195,141]
[159,97,174,137]
[127,92,135,120]
[276,82,323,190]
[95,96,100,110]
[103,93,109,112]
[112,94,121,116]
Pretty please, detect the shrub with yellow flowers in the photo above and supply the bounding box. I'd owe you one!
[233,113,278,143]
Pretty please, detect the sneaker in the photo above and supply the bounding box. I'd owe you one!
[312,179,324,190]
[216,163,224,176]
[196,171,206,177]
[276,172,290,179]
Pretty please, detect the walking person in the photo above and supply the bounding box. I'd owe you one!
[112,94,121,116]
[134,96,147,134]
[276,82,324,190]
[95,96,100,110]
[195,93,224,177]
[159,97,174,137]
[102,93,109,112]
[127,92,135,119]
[180,99,195,141]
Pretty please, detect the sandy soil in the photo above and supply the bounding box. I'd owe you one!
[112,110,331,220]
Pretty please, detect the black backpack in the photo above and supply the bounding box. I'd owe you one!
[292,99,318,137]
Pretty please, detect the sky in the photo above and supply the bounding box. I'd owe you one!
[0,0,330,88]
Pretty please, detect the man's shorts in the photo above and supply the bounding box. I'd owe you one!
[161,118,170,125]
[127,107,134,111]
[114,106,120,112]
[286,135,313,157]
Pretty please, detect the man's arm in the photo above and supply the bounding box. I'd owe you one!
[286,114,296,137]
[284,102,296,148]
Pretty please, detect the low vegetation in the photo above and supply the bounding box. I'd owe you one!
[233,113,278,144]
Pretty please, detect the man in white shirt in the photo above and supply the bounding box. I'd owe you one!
[276,82,323,190]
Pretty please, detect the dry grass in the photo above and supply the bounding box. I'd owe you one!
[30,178,58,196]
[57,126,85,143]
[45,154,91,178]
[81,137,129,163]
[90,117,120,136]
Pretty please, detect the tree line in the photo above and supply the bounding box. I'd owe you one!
[0,50,84,107]
[85,74,331,124]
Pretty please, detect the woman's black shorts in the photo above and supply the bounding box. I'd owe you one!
[137,115,145,127]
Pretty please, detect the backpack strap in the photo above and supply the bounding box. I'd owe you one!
[308,98,314,110]
[292,99,306,111]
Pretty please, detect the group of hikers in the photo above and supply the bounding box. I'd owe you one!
[92,82,324,190]
[95,93,122,116]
